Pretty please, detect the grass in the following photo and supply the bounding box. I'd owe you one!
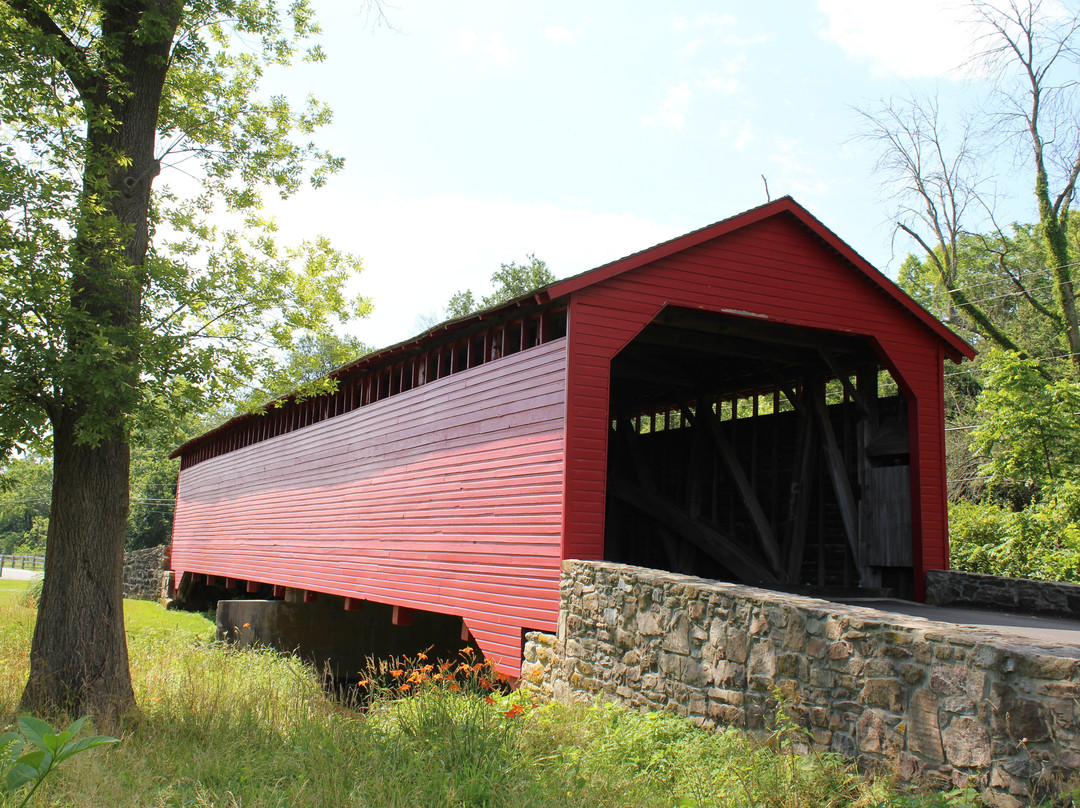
[0,580,32,596]
[0,595,984,808]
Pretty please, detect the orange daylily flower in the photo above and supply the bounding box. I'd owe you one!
[504,705,526,719]
[390,669,405,678]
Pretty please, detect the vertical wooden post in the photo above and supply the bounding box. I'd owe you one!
[807,375,868,584]
[857,365,881,587]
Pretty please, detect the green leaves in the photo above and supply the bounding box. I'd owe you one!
[970,348,1080,492]
[1,715,119,806]
[0,0,371,450]
[446,254,556,319]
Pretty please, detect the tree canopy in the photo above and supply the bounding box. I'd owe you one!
[0,0,372,725]
[865,1,1080,582]
[445,254,556,319]
[861,0,1080,374]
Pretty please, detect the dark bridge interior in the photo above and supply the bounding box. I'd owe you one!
[604,307,915,598]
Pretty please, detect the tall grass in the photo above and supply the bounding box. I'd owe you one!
[0,595,977,808]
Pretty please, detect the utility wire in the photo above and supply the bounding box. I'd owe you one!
[908,259,1080,302]
[943,349,1080,378]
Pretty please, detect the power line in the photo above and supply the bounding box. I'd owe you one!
[943,348,1080,378]
[908,259,1080,303]
[956,281,1060,308]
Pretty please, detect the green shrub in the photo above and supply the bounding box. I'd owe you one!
[950,483,1080,582]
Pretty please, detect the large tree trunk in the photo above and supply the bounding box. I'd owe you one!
[15,0,180,728]
[21,409,134,730]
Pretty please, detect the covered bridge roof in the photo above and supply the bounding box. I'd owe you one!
[172,196,972,461]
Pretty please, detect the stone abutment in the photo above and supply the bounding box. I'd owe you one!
[521,560,1080,807]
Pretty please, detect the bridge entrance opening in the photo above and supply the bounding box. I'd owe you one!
[603,306,916,598]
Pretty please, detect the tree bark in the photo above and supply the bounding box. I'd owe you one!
[21,410,135,729]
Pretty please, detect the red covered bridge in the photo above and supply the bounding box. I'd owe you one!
[169,197,973,675]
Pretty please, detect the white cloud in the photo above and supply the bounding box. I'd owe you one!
[677,38,705,58]
[640,83,692,131]
[766,137,831,196]
[702,73,741,95]
[264,190,683,350]
[816,0,981,78]
[544,25,583,44]
[693,12,738,30]
[717,118,755,151]
[456,28,515,65]
[701,53,747,96]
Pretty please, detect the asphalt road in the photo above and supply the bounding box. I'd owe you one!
[841,597,1080,651]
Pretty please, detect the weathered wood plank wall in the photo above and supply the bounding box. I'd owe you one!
[171,339,569,671]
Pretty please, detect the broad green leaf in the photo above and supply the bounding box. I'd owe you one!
[13,749,48,773]
[15,716,52,753]
[53,734,120,763]
[6,761,41,792]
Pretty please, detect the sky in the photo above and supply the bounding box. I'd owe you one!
[214,0,1041,351]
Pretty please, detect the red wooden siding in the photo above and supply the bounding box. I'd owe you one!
[560,213,954,597]
[171,339,569,674]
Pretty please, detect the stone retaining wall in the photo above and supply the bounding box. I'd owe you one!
[123,545,170,601]
[927,569,1080,619]
[530,560,1080,807]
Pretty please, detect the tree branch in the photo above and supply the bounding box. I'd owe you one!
[6,0,98,103]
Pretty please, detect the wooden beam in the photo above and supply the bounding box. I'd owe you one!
[783,411,817,583]
[344,597,364,611]
[766,363,809,417]
[608,477,779,585]
[686,408,708,518]
[392,605,413,626]
[175,571,195,602]
[806,377,868,582]
[653,307,876,358]
[615,415,682,569]
[303,590,318,604]
[819,350,866,413]
[682,405,784,577]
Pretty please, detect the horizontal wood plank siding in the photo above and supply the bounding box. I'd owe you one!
[562,214,951,584]
[172,340,569,673]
